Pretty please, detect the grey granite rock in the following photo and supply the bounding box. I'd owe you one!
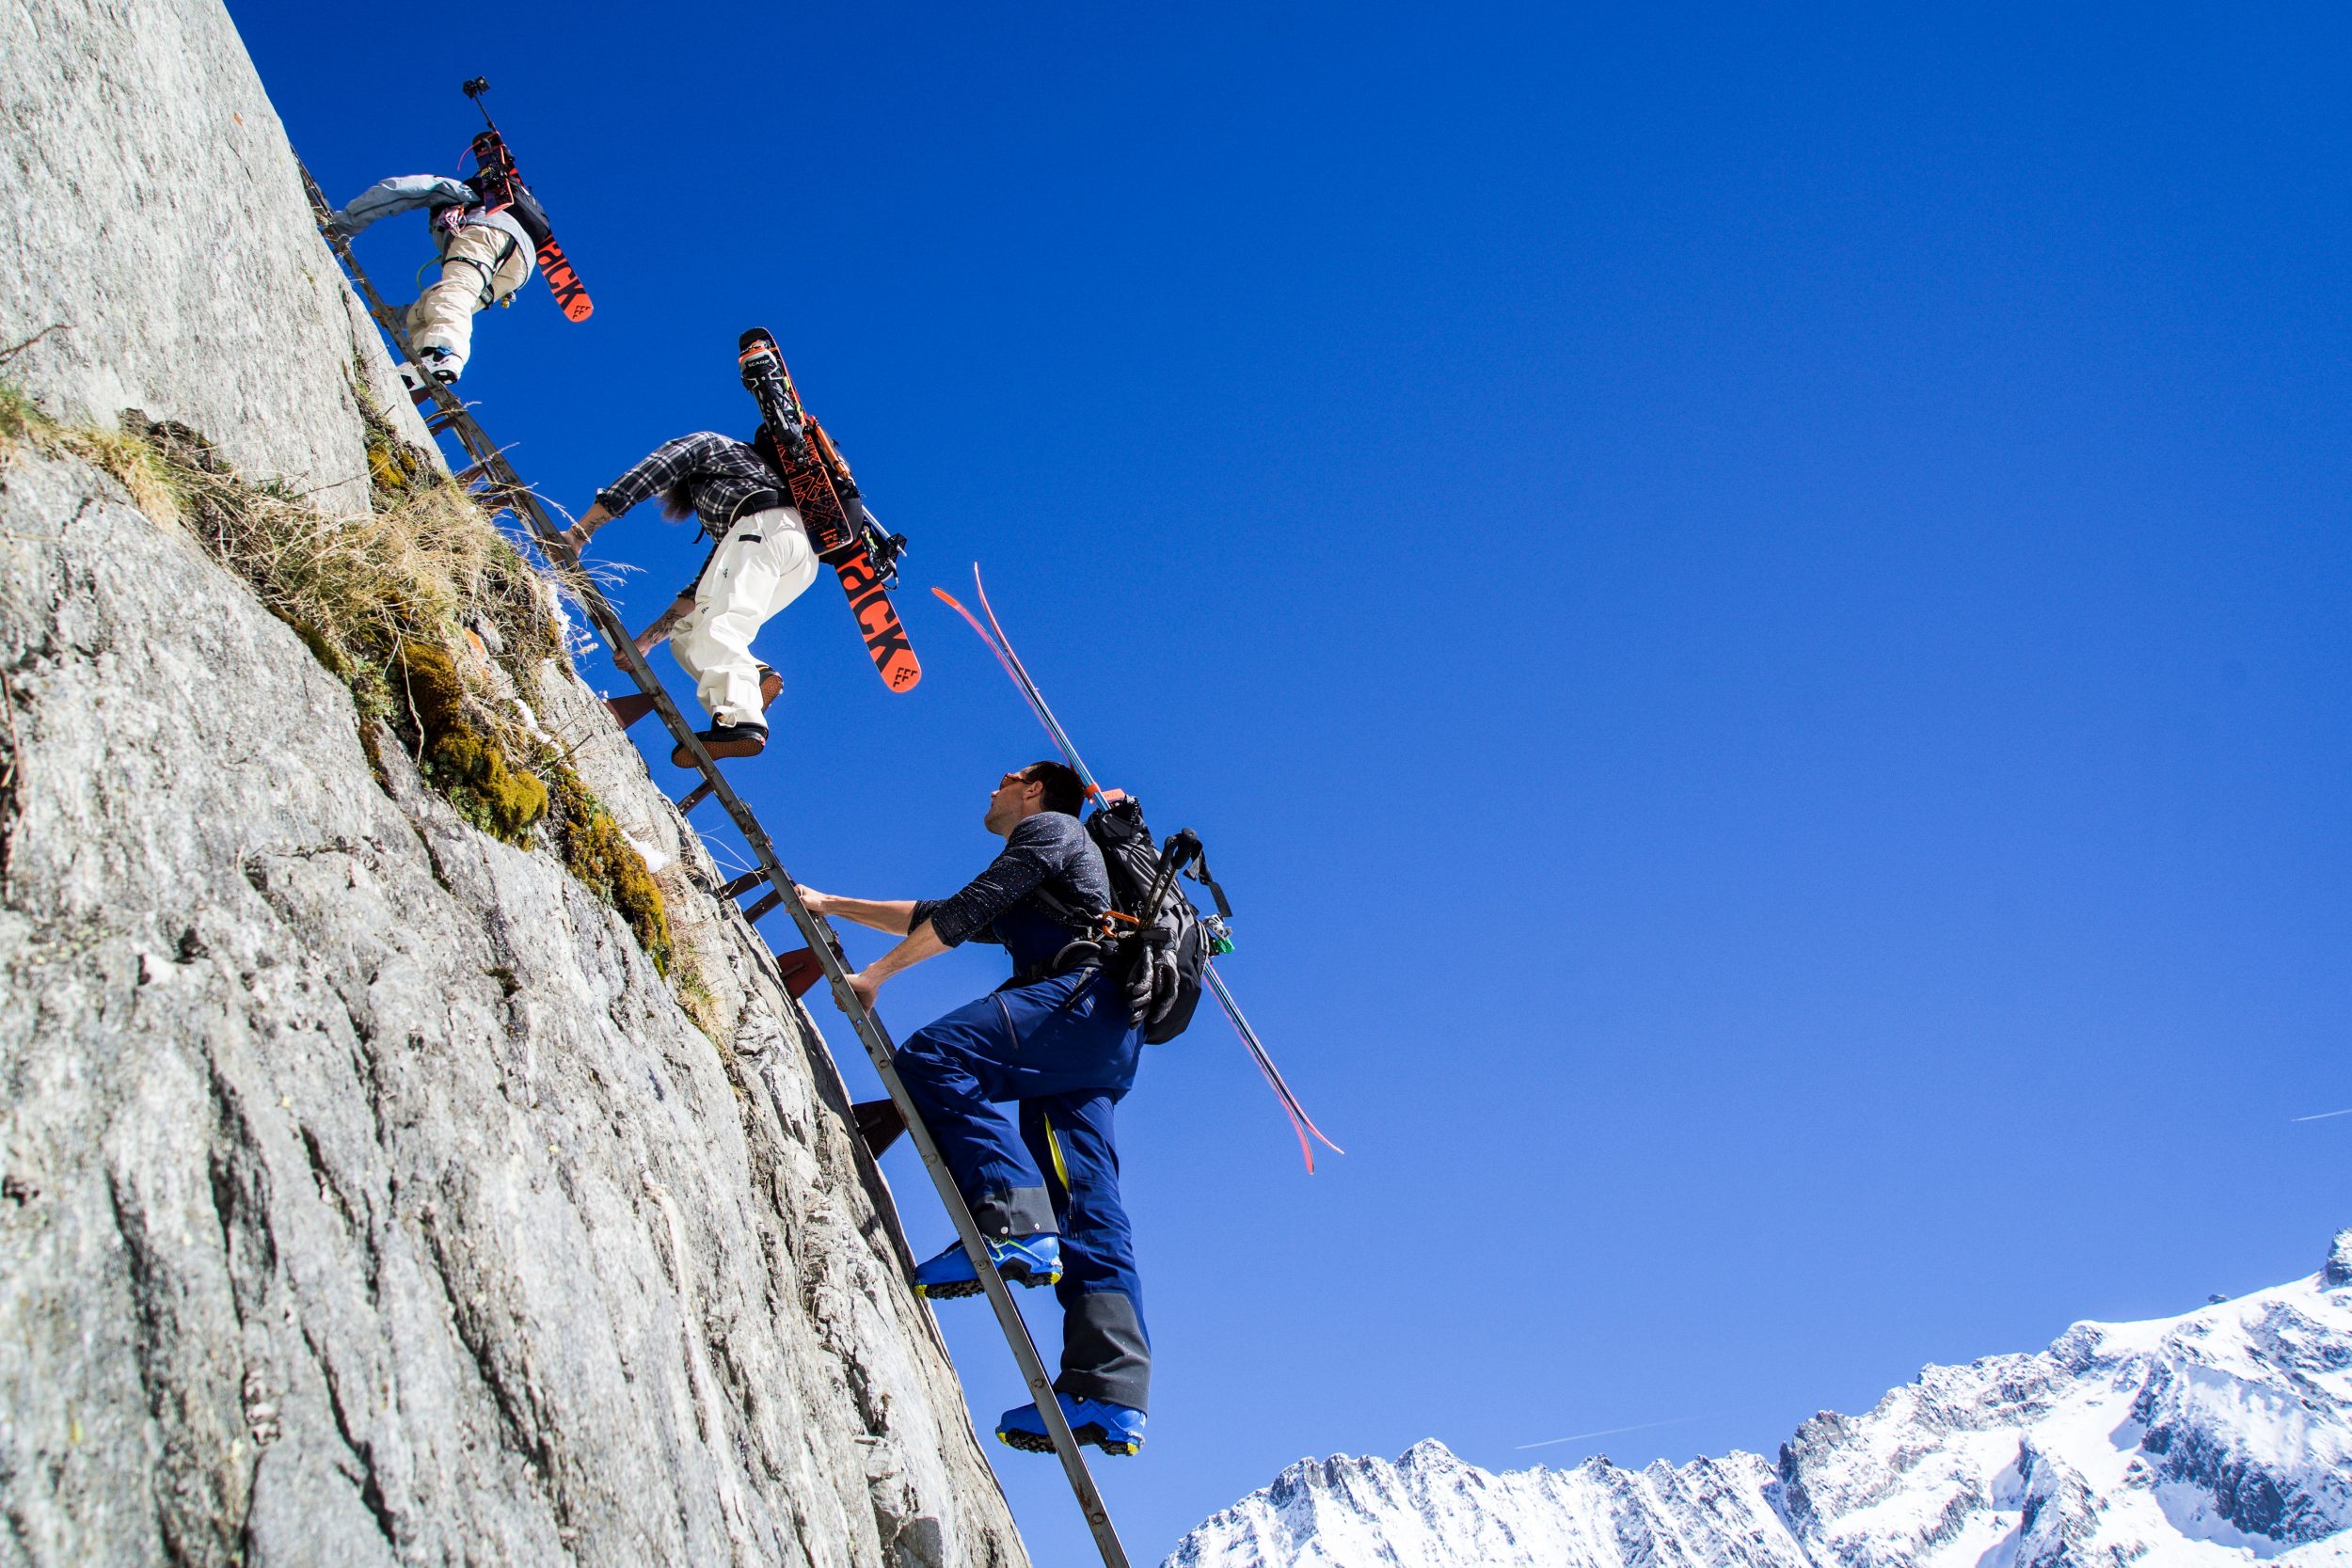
[0,0,427,514]
[0,447,1027,1565]
[0,3,1033,1560]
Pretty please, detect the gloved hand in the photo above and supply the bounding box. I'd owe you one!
[1126,948,1178,1030]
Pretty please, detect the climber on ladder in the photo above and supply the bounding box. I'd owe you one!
[324,166,544,394]
[324,82,588,397]
[563,428,815,765]
[795,761,1153,1460]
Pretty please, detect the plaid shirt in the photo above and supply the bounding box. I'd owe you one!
[594,432,783,540]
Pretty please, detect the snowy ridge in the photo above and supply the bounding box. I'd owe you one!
[1168,1231,2352,1568]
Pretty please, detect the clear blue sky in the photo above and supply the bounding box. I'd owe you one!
[243,1,2350,1560]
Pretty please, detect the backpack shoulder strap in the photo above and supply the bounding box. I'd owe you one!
[1025,880,1098,934]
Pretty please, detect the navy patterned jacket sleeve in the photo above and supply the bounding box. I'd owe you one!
[916,815,1083,948]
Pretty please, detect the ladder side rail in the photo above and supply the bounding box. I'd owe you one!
[421,382,1136,1568]
[300,166,1132,1568]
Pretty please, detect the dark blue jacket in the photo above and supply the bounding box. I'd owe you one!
[914,812,1111,978]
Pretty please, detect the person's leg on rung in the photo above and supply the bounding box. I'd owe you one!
[406,224,526,378]
[672,505,817,729]
[1023,1091,1149,1413]
[896,992,1052,1243]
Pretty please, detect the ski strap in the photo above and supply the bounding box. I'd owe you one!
[1186,847,1234,920]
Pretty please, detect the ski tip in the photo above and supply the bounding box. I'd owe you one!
[738,325,773,349]
[930,585,965,610]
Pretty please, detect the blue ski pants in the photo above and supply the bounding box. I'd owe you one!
[894,965,1151,1411]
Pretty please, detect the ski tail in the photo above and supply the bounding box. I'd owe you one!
[535,235,592,320]
[934,568,1340,1172]
[1206,964,1345,1164]
[932,587,1034,709]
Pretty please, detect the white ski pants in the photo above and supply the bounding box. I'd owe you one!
[674,506,818,727]
[406,224,530,375]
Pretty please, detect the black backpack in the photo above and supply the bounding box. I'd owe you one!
[465,131,554,249]
[1079,797,1230,1045]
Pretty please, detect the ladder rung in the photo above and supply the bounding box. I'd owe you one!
[721,870,769,899]
[774,945,824,999]
[674,780,715,812]
[741,890,783,923]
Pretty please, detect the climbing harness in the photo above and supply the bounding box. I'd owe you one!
[298,160,1132,1568]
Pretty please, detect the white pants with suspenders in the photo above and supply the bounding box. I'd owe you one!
[672,507,818,727]
[406,222,531,375]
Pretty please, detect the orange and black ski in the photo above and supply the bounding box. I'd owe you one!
[533,234,592,322]
[460,82,593,321]
[737,327,922,692]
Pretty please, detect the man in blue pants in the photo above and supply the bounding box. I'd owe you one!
[795,761,1150,1456]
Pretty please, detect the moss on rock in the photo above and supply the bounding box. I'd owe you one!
[396,640,546,843]
[550,768,674,974]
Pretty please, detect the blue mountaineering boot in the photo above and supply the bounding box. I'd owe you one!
[911,1233,1062,1300]
[997,1393,1146,1457]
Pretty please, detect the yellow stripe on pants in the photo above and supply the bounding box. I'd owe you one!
[1042,1112,1071,1194]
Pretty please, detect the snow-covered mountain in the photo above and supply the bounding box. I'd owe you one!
[1168,1230,2352,1568]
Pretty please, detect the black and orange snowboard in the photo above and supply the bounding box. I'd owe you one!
[737,327,922,693]
[533,235,593,322]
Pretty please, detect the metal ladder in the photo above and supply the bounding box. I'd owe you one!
[298,164,1133,1568]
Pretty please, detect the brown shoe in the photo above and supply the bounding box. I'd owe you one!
[673,721,767,767]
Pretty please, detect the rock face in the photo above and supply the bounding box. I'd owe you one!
[0,0,423,514]
[0,3,1027,1564]
[1166,1233,2352,1568]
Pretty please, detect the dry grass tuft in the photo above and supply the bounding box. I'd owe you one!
[128,414,561,733]
[0,388,186,525]
[0,381,697,999]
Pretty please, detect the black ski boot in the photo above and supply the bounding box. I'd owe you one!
[673,720,766,766]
